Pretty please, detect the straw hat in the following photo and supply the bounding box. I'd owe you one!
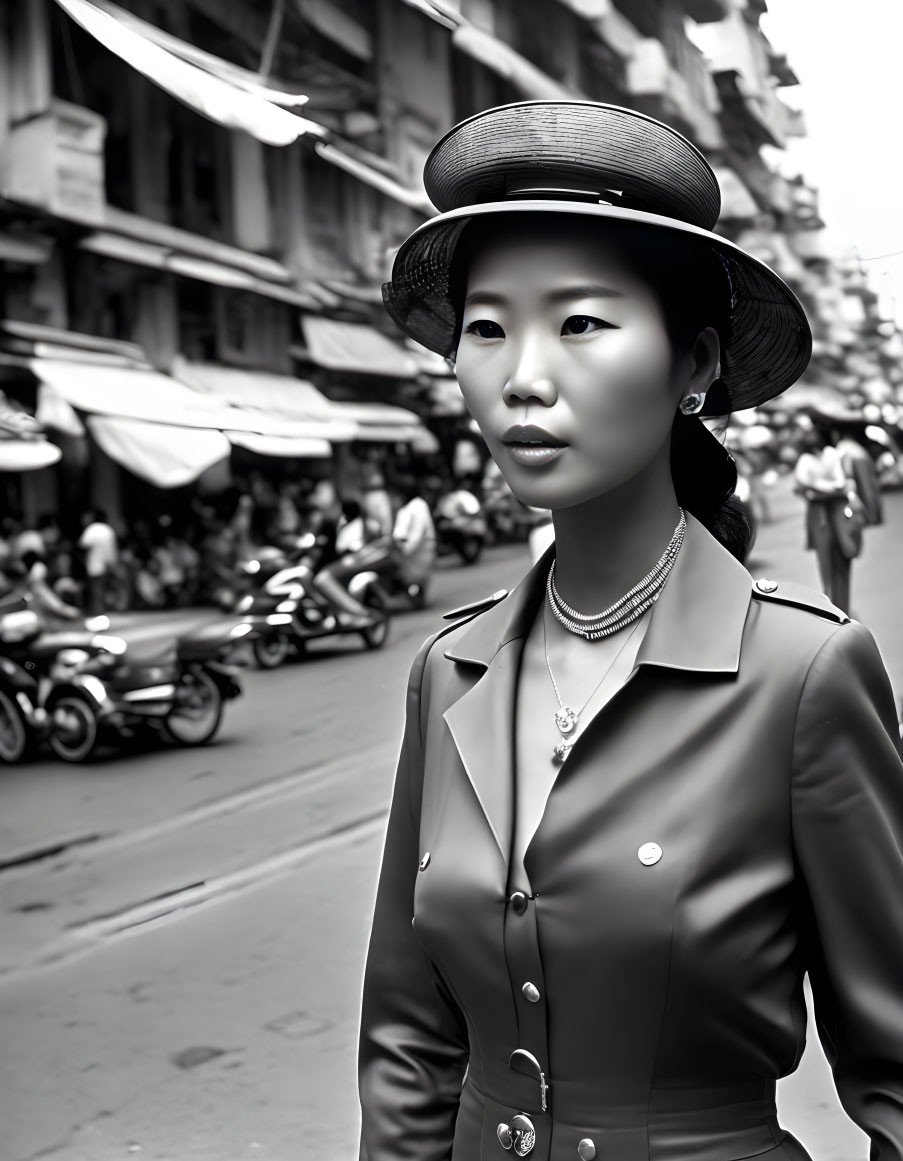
[383,101,812,414]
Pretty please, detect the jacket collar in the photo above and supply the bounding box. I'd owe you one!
[443,513,752,674]
[441,515,752,865]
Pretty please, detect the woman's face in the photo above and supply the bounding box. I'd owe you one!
[454,226,702,512]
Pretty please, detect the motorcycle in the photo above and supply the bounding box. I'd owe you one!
[236,538,390,670]
[434,505,488,566]
[0,595,43,764]
[0,594,112,764]
[43,618,252,763]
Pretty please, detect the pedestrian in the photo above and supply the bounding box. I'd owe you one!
[358,102,903,1161]
[77,508,119,617]
[391,479,437,587]
[793,427,865,612]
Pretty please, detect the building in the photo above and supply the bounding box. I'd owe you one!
[0,0,893,531]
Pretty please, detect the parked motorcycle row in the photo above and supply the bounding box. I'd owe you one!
[0,497,505,763]
[0,593,250,765]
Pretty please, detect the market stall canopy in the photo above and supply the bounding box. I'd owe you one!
[299,318,419,377]
[332,399,432,444]
[171,361,358,442]
[174,360,429,444]
[52,0,322,146]
[225,431,332,458]
[31,360,238,431]
[87,415,230,488]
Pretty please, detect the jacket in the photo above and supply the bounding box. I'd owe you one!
[358,516,903,1161]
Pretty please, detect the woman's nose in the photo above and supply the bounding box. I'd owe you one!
[503,339,557,406]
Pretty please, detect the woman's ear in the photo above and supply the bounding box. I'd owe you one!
[686,326,721,394]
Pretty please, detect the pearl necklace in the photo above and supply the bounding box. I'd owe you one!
[546,508,686,641]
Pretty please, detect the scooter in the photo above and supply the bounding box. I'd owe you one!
[43,618,252,763]
[0,594,113,764]
[434,507,488,565]
[0,595,43,764]
[235,538,390,670]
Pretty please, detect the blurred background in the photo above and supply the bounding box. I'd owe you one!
[0,2,900,1159]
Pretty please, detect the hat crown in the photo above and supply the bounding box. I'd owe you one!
[424,101,721,231]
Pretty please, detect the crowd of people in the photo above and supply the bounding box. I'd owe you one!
[1,415,898,625]
[0,464,516,622]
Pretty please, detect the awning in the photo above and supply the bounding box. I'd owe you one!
[0,232,53,265]
[313,142,432,211]
[76,232,323,308]
[171,361,358,442]
[174,359,429,445]
[398,0,571,99]
[300,317,419,377]
[30,360,236,431]
[88,0,312,106]
[53,0,322,147]
[87,415,230,487]
[451,23,571,100]
[0,439,62,472]
[226,431,332,458]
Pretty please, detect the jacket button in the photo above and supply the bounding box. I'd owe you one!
[509,891,528,914]
[637,842,662,866]
[419,852,431,871]
[497,1123,513,1150]
[577,1139,596,1160]
[755,578,778,594]
[521,981,541,1003]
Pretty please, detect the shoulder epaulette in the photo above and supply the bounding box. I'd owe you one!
[442,588,509,621]
[750,577,850,624]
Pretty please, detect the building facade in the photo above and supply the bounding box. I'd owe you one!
[0,0,896,527]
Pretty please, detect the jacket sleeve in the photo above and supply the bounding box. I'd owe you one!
[791,619,903,1158]
[358,634,469,1161]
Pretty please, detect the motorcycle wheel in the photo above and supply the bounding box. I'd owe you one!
[0,688,29,764]
[164,669,223,746]
[458,536,483,566]
[253,631,291,670]
[48,695,100,763]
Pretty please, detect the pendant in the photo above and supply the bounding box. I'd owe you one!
[553,738,574,764]
[554,705,578,735]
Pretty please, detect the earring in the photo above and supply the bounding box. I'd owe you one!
[679,393,705,416]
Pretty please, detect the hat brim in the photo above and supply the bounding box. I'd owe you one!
[382,200,812,414]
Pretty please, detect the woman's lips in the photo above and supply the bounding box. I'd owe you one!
[501,424,568,466]
[506,444,567,466]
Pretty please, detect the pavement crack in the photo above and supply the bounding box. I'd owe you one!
[0,834,107,874]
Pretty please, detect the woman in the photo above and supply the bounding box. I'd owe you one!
[793,426,865,612]
[358,102,903,1161]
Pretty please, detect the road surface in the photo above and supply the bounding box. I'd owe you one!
[3,483,901,1161]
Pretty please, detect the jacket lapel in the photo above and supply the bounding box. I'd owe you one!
[439,515,752,861]
[441,553,547,860]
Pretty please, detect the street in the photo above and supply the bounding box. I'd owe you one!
[2,482,901,1161]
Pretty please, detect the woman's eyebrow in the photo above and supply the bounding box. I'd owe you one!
[546,284,623,302]
[463,290,507,307]
[463,284,624,308]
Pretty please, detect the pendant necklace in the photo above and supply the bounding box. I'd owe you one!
[546,508,686,640]
[543,611,645,764]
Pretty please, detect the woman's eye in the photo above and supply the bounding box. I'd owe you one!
[464,319,505,340]
[561,315,612,337]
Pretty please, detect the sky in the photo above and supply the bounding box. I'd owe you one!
[759,0,903,320]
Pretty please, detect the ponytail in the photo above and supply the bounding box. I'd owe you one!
[671,411,753,563]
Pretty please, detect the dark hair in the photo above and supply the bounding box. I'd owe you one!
[448,214,752,561]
